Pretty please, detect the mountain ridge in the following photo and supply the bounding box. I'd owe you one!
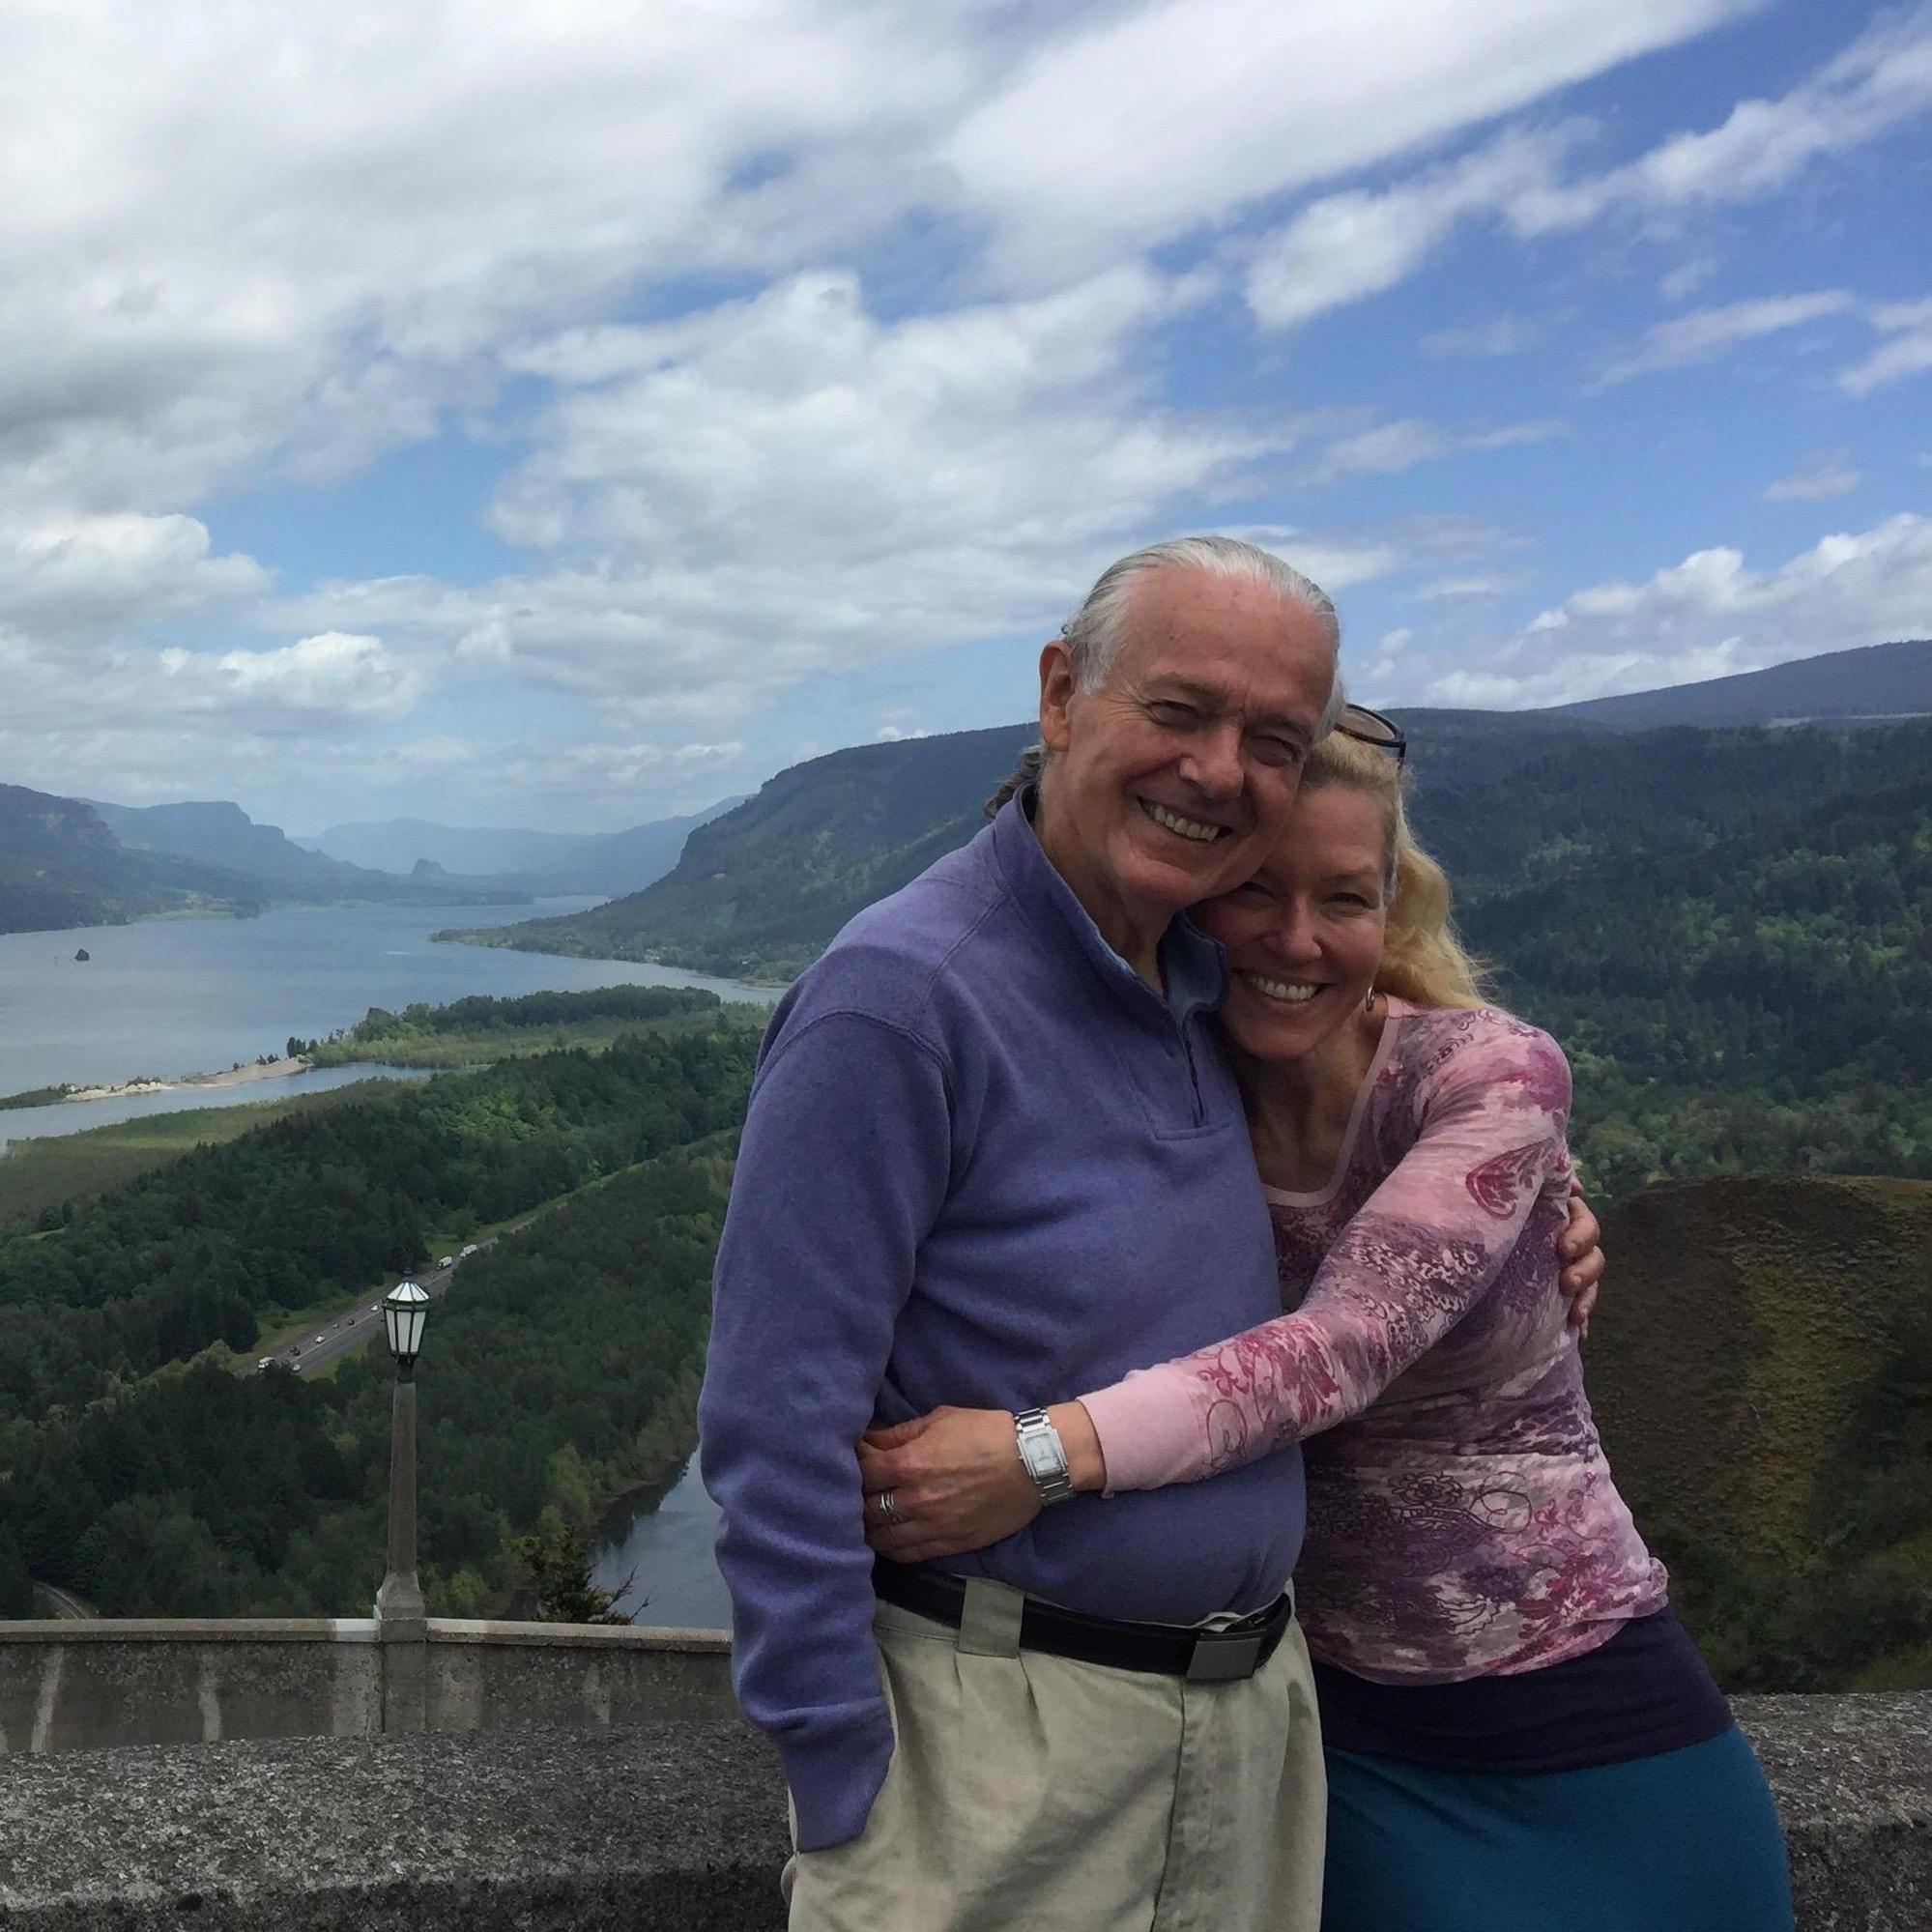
[1548,637,1930,730]
[0,791,531,938]
[299,795,744,892]
[447,639,1932,981]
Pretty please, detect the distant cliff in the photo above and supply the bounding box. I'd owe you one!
[0,783,269,934]
[0,788,531,937]
[89,799,527,907]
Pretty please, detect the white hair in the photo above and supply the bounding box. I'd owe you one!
[1059,534,1347,737]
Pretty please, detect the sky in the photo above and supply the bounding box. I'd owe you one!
[1,0,1928,836]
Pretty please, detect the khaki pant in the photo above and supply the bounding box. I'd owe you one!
[786,1580,1326,1932]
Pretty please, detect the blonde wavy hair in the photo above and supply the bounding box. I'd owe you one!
[1299,730,1489,1011]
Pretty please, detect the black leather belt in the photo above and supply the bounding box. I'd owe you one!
[873,1559,1293,1684]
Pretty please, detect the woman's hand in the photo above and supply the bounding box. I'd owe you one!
[1558,1191,1605,1340]
[859,1402,1106,1563]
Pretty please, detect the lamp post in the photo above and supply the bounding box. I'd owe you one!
[375,1280,430,1640]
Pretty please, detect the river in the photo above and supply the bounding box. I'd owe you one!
[592,1456,731,1629]
[0,897,777,1149]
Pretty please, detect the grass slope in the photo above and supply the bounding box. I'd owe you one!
[1589,1172,1932,1572]
[0,1081,401,1229]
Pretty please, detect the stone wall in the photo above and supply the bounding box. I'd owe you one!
[0,1618,734,1756]
[0,1690,1926,1928]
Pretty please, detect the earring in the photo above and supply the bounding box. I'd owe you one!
[1365,985,1377,1014]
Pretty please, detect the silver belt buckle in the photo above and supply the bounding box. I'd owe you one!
[1184,1630,1266,1683]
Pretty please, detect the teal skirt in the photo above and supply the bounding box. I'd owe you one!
[1321,1724,1794,1932]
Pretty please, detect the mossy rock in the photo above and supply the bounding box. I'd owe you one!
[1590,1172,1932,1572]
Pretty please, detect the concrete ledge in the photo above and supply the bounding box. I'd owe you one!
[0,1720,791,1931]
[0,1620,377,1643]
[1736,1693,1932,1931]
[0,1621,736,1755]
[0,1694,1925,1928]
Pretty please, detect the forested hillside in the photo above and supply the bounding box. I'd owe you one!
[443,721,1039,980]
[0,989,756,1618]
[449,712,1932,1203]
[1460,754,1932,1197]
[0,1142,733,1619]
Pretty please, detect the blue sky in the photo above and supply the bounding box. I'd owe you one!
[0,0,1926,833]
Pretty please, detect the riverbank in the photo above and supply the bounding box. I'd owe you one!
[0,1074,424,1222]
[7,1054,312,1110]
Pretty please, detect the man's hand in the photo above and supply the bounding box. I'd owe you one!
[1558,1192,1604,1341]
[859,1406,1045,1563]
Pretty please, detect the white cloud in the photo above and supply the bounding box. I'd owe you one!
[0,0,1766,539]
[1310,417,1562,480]
[1594,290,1856,386]
[1246,6,1932,329]
[1658,258,1719,303]
[1247,130,1577,329]
[0,2,982,523]
[160,632,425,727]
[1421,512,1932,706]
[1420,313,1545,358]
[1763,448,1860,502]
[271,267,1310,725]
[949,0,1747,287]
[1839,295,1932,394]
[1556,1,1932,215]
[1414,574,1516,601]
[0,513,265,630]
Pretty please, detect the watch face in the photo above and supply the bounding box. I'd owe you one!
[1021,1433,1063,1480]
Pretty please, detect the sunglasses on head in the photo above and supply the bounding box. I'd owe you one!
[1334,704,1406,767]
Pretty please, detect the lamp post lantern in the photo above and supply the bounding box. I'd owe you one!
[384,1278,430,1379]
[375,1280,431,1630]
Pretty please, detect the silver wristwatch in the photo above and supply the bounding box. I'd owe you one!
[1014,1407,1075,1505]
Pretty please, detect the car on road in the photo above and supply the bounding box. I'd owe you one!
[459,1243,479,1258]
[257,1358,274,1371]
[315,1333,326,1343]
[438,1255,453,1268]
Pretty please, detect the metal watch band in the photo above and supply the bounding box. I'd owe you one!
[1014,1406,1076,1505]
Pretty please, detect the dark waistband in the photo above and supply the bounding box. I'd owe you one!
[1314,1607,1733,1773]
[873,1559,1294,1684]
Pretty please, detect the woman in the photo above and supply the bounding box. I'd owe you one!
[859,721,1793,1932]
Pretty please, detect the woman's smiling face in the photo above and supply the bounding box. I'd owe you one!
[1197,783,1390,1063]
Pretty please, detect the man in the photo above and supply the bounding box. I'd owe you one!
[700,536,1594,1929]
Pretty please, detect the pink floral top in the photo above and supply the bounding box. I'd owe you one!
[1080,999,1668,1683]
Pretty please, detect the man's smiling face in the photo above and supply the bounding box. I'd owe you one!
[1036,565,1337,948]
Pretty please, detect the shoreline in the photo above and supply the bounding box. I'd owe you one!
[23,1056,314,1110]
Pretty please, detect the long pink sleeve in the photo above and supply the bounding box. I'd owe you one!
[1081,1016,1573,1493]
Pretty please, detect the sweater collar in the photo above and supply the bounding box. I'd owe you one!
[988,791,1227,1026]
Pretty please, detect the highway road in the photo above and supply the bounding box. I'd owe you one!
[265,1231,516,1377]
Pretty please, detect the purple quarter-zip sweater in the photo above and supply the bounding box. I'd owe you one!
[698,795,1306,1851]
